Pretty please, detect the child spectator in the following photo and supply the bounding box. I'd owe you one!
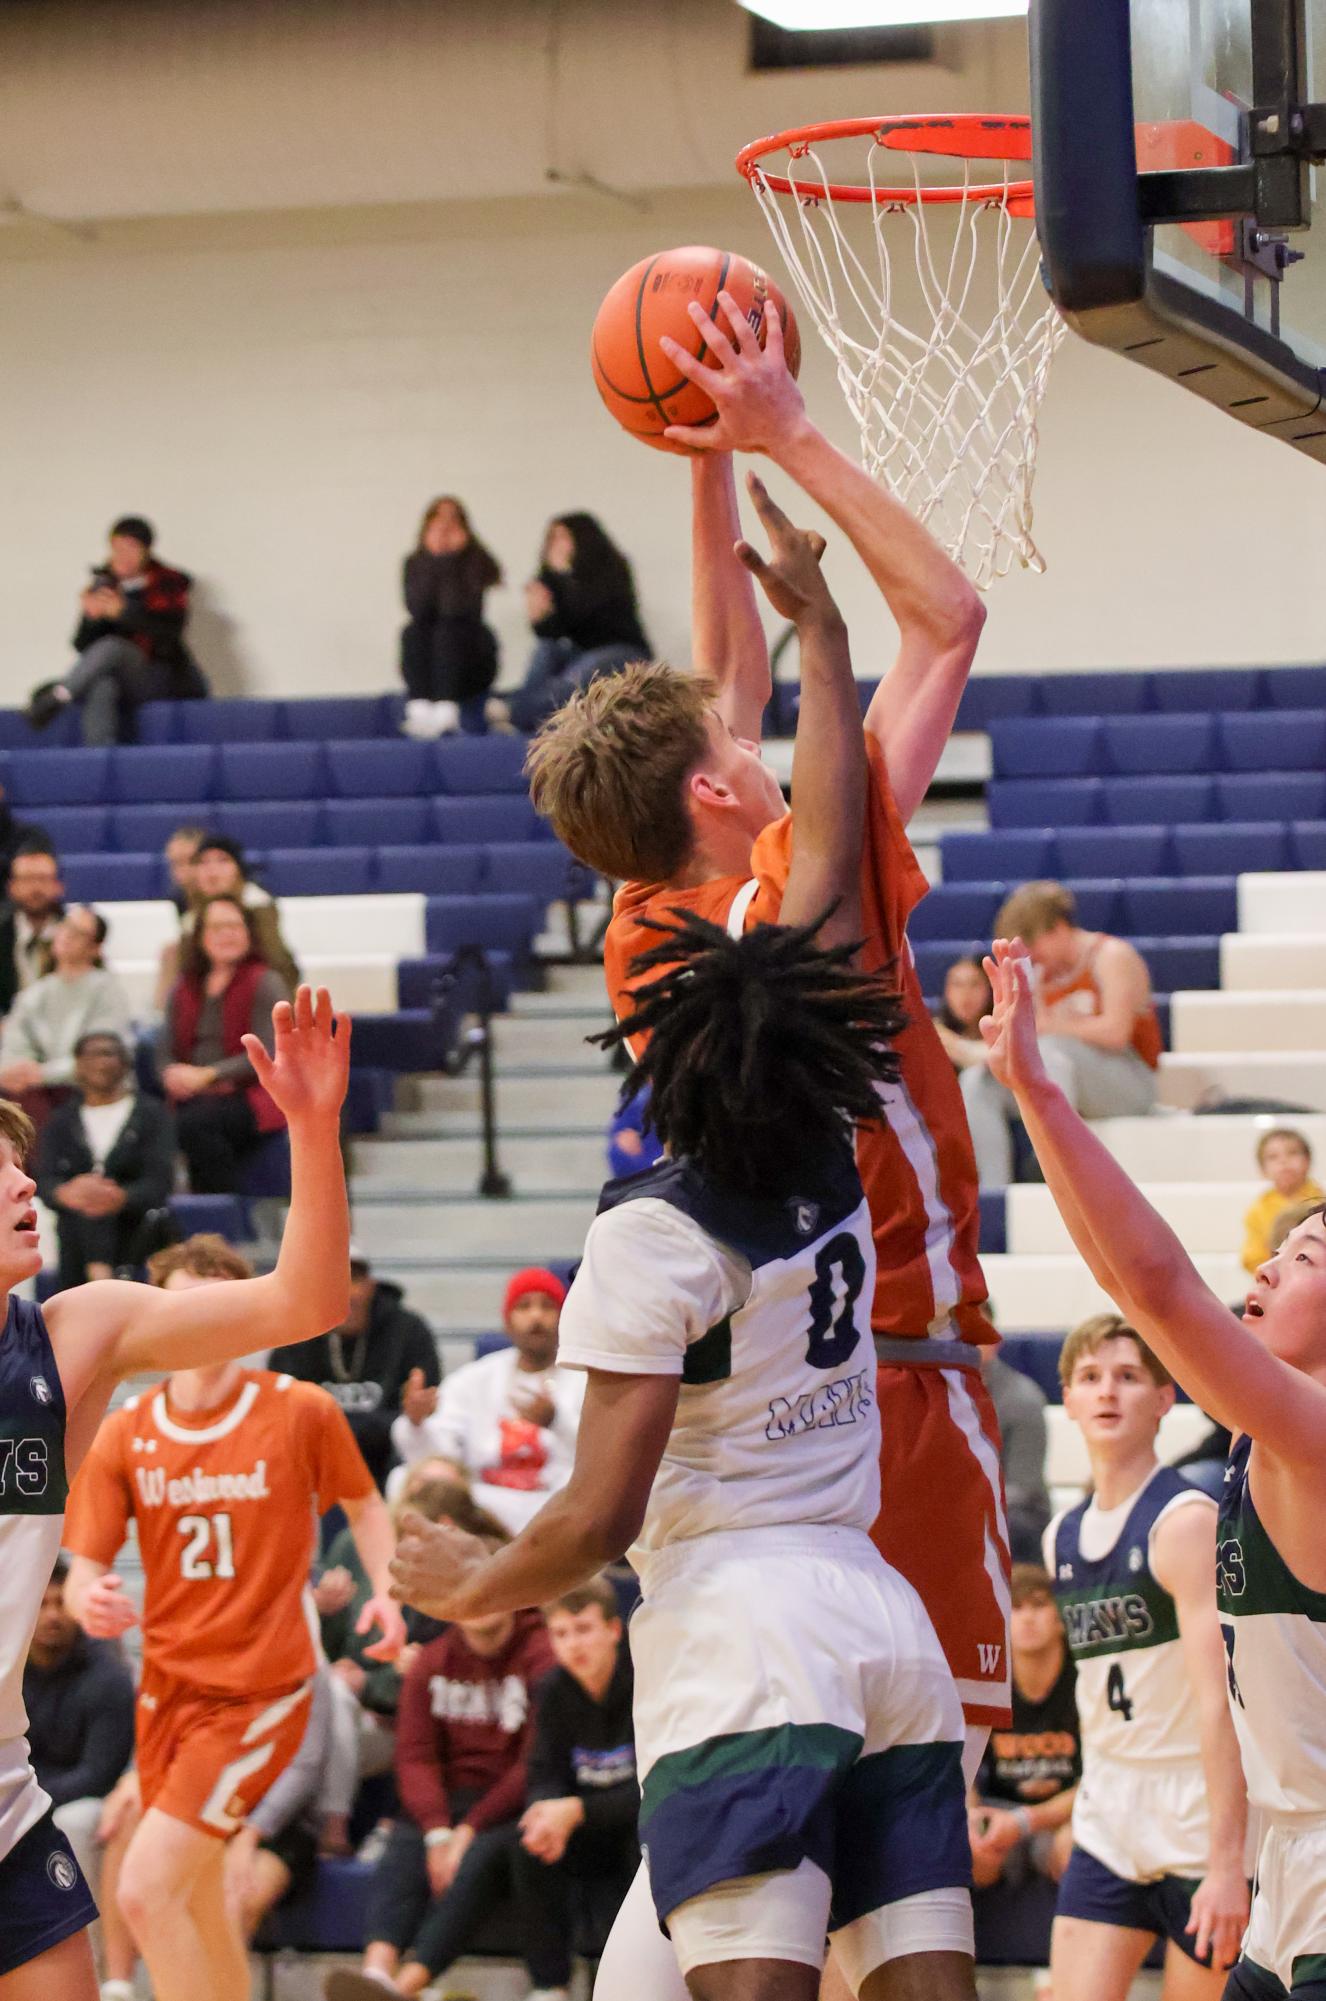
[969,1563,1080,1891]
[399,496,502,739]
[1241,1127,1323,1274]
[516,1575,639,1987]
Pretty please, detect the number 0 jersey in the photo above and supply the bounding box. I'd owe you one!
[1047,1467,1212,1769]
[557,1144,880,1569]
[63,1369,374,1695]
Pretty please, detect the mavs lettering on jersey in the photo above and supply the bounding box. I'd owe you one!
[1062,1593,1156,1654]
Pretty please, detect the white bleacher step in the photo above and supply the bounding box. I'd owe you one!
[352,1132,609,1194]
[1238,871,1326,936]
[1221,933,1326,991]
[981,1252,1245,1331]
[377,1264,562,1328]
[1007,1181,1257,1257]
[397,1071,622,1128]
[511,963,611,1008]
[1091,1112,1326,1181]
[1045,1402,1216,1495]
[353,1193,595,1259]
[489,1015,611,1069]
[1158,1051,1326,1112]
[1170,989,1326,1054]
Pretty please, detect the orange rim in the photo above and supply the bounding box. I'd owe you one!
[736,113,1035,216]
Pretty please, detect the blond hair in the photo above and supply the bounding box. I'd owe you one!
[1256,1126,1312,1170]
[0,1100,36,1166]
[1058,1311,1172,1390]
[525,661,713,882]
[147,1233,254,1288]
[995,879,1078,943]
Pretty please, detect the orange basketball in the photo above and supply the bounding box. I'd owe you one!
[590,245,802,454]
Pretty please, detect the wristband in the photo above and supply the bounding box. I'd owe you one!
[424,1827,454,1849]
[1012,1806,1034,1838]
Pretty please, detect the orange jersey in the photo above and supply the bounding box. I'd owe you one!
[64,1369,374,1695]
[1041,933,1163,1069]
[606,733,990,1344]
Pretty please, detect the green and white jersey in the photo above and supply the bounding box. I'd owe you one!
[1047,1466,1213,1768]
[1218,1435,1326,1818]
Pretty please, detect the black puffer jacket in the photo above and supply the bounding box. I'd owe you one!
[269,1279,441,1488]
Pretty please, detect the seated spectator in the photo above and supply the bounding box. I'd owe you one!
[227,1668,336,1942]
[35,1030,176,1287]
[164,823,207,913]
[606,1084,664,1183]
[25,1557,135,1931]
[334,1512,555,2001]
[1241,1126,1323,1274]
[0,839,64,1017]
[495,514,650,734]
[932,953,993,1072]
[0,782,50,880]
[517,1575,639,1985]
[155,894,286,1193]
[970,1563,1079,1890]
[182,835,299,993]
[961,882,1160,1189]
[26,515,207,746]
[270,1246,442,1489]
[0,906,132,1126]
[400,497,503,740]
[391,1267,586,1534]
[980,1337,1052,1564]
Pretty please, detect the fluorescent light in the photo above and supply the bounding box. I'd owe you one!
[739,0,1027,25]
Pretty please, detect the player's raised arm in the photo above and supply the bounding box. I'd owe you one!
[49,985,352,1380]
[690,453,772,744]
[981,940,1326,1460]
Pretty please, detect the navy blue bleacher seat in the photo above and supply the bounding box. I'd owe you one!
[109,745,216,805]
[1149,667,1262,712]
[953,676,1042,729]
[1103,776,1216,824]
[1054,826,1171,878]
[3,749,111,808]
[988,718,1101,780]
[350,1009,455,1072]
[280,696,389,741]
[323,740,431,798]
[1263,664,1326,708]
[483,842,589,902]
[1171,822,1290,875]
[1123,877,1237,936]
[431,736,530,794]
[1103,714,1215,776]
[38,807,111,853]
[1218,772,1326,820]
[325,798,432,846]
[424,893,541,957]
[908,883,1003,944]
[1291,821,1326,868]
[978,1191,1006,1255]
[61,854,163,902]
[373,844,485,895]
[218,742,324,801]
[175,699,282,744]
[168,1193,248,1242]
[1038,672,1150,716]
[1061,879,1123,930]
[111,803,208,853]
[912,939,987,997]
[1217,709,1326,774]
[431,794,543,844]
[938,830,1054,883]
[209,801,323,849]
[264,848,373,897]
[240,1129,290,1200]
[0,706,83,751]
[130,703,180,745]
[1134,936,1222,989]
[396,952,516,1014]
[987,779,1102,828]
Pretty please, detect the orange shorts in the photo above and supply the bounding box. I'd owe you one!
[135,1668,313,1840]
[871,1360,1011,1727]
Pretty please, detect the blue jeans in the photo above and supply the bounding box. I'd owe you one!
[508,638,641,733]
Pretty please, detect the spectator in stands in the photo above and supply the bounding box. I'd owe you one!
[336,1508,556,2001]
[961,881,1161,1188]
[400,496,503,740]
[227,1668,336,1943]
[0,782,50,880]
[606,1084,664,1183]
[36,1030,176,1287]
[494,514,650,734]
[981,1336,1052,1564]
[0,907,132,1126]
[26,515,207,746]
[0,839,64,1018]
[1241,1127,1323,1274]
[932,953,993,1072]
[183,835,299,993]
[164,824,207,913]
[156,894,287,1193]
[270,1247,442,1489]
[970,1563,1079,1890]
[516,1575,639,1985]
[391,1267,587,1535]
[26,1556,135,1925]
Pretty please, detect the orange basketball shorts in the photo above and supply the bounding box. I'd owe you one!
[135,1669,313,1839]
[871,1361,1012,1727]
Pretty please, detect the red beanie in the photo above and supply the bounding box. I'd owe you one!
[503,1267,567,1320]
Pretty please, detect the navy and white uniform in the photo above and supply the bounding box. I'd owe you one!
[558,1146,967,1981]
[0,1296,97,1974]
[1046,1466,1215,1954]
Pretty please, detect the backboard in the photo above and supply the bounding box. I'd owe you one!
[1031,0,1326,459]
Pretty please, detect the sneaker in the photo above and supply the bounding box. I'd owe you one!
[355,1819,392,1866]
[400,699,434,740]
[25,682,70,729]
[524,1990,570,2000]
[484,695,516,734]
[430,700,461,736]
[323,1972,399,2001]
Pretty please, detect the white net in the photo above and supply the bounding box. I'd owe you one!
[747,141,1067,590]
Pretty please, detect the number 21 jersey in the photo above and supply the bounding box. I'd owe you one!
[64,1370,374,1695]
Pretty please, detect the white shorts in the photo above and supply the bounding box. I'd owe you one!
[632,1524,969,1968]
[1072,1757,1210,1883]
[1241,1817,1326,1993]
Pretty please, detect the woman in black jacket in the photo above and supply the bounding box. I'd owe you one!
[399,497,502,738]
[501,514,650,734]
[35,1031,177,1288]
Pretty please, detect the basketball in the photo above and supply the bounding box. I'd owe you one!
[590,245,802,454]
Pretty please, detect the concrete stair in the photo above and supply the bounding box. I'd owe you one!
[1220,932,1326,989]
[1158,1050,1326,1111]
[980,1250,1245,1330]
[1170,989,1326,1053]
[1007,1181,1257,1257]
[1089,1112,1326,1181]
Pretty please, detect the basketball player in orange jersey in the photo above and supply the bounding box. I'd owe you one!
[62,1229,405,2001]
[527,294,1008,1762]
[0,984,350,2001]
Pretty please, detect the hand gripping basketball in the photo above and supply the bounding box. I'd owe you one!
[660,291,805,455]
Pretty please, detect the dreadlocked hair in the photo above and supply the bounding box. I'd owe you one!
[593,908,908,1195]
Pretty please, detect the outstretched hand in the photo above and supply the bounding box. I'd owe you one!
[242,984,350,1126]
[735,473,840,629]
[979,939,1048,1096]
[661,291,805,454]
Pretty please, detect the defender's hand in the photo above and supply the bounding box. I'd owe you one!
[242,984,350,1125]
[979,941,1049,1097]
[734,474,841,631]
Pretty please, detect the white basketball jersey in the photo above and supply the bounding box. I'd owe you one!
[558,1145,881,1565]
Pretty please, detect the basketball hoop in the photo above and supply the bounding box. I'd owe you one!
[736,115,1066,589]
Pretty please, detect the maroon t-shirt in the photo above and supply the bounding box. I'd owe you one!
[394,1610,555,1834]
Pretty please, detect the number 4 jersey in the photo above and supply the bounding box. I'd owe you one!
[557,1144,881,1570]
[63,1370,375,1694]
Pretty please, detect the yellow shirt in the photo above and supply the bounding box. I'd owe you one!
[1242,1178,1326,1275]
